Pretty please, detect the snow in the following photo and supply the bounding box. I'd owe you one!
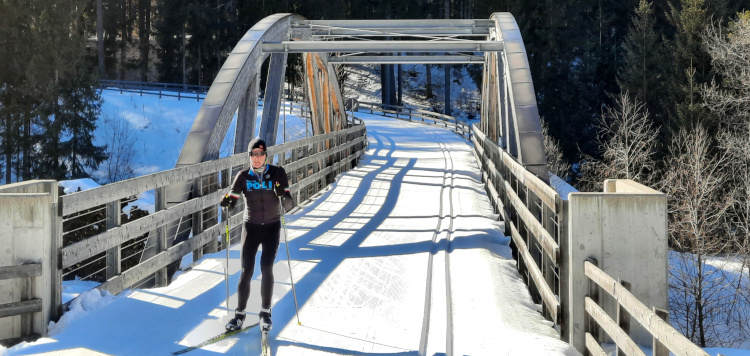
[92,91,310,183]
[3,111,580,356]
[58,178,101,194]
[3,69,748,355]
[61,277,104,304]
[49,289,122,337]
[550,173,578,200]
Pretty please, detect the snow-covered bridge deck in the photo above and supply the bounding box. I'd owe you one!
[7,113,578,356]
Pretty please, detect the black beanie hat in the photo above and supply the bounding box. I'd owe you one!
[248,138,266,154]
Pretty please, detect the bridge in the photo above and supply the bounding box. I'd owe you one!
[0,13,709,356]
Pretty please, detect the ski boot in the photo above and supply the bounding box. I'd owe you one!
[225,309,246,331]
[259,308,272,332]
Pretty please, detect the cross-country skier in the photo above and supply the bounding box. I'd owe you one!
[219,138,293,332]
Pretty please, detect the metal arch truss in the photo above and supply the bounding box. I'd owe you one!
[169,12,549,233]
[281,15,549,181]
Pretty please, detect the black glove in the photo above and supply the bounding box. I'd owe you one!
[274,181,285,197]
[220,193,237,209]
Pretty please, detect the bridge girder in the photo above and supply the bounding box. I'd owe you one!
[168,12,549,258]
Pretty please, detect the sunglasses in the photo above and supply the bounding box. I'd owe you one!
[250,151,266,157]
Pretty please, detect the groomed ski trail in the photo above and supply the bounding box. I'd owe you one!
[3,112,580,356]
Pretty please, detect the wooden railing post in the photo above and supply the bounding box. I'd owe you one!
[653,307,669,356]
[191,178,204,263]
[153,187,168,287]
[586,258,600,352]
[106,200,122,279]
[559,199,570,342]
[616,280,632,356]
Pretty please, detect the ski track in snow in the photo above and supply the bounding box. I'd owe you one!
[3,113,580,356]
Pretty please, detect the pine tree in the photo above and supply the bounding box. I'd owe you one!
[665,0,713,130]
[1,0,105,182]
[155,0,187,83]
[619,1,663,105]
[136,0,152,81]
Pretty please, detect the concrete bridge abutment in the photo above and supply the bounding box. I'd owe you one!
[566,179,668,352]
[0,180,61,344]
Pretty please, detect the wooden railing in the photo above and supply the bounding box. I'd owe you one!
[356,101,472,140]
[58,122,367,297]
[584,259,712,356]
[0,263,43,345]
[472,122,716,355]
[471,123,565,330]
[99,80,208,100]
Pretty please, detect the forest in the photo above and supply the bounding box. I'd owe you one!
[1,0,750,348]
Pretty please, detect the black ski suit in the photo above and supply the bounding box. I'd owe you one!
[224,164,293,311]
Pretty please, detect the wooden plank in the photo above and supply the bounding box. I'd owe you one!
[503,179,559,264]
[61,132,365,268]
[585,332,608,356]
[0,264,42,280]
[617,280,633,356]
[653,307,670,356]
[0,299,42,318]
[585,261,710,356]
[99,213,243,295]
[283,136,365,172]
[585,297,646,356]
[61,124,365,215]
[96,143,367,296]
[508,221,560,323]
[61,189,225,268]
[500,150,558,210]
[289,143,366,195]
[472,133,508,222]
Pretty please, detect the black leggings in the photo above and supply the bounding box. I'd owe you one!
[236,221,280,312]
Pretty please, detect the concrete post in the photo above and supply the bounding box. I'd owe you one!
[566,179,667,353]
[0,180,59,341]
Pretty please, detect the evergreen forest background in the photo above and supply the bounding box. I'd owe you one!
[2,0,750,347]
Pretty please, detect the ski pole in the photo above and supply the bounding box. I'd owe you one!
[223,206,231,318]
[279,196,301,325]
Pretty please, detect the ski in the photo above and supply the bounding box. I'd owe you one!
[260,328,272,356]
[172,321,260,355]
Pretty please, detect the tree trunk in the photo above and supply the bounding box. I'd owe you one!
[4,113,12,183]
[381,64,390,106]
[444,0,451,115]
[22,109,30,180]
[182,24,187,88]
[426,64,432,98]
[197,45,202,87]
[138,0,150,81]
[119,32,126,81]
[696,252,706,347]
[397,63,403,106]
[388,64,396,106]
[97,0,106,79]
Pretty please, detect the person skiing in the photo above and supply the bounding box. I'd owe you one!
[219,138,293,332]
